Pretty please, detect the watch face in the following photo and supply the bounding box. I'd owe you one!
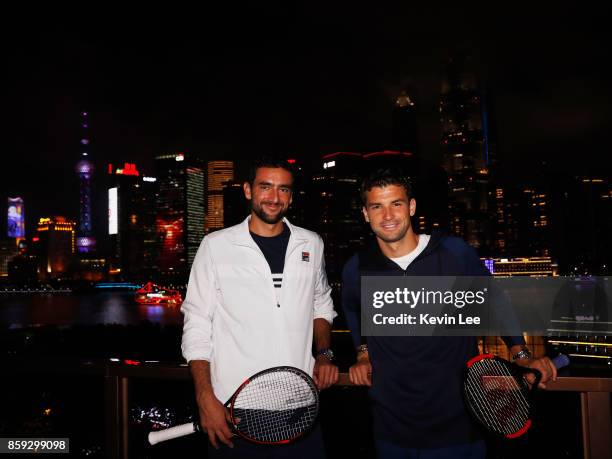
[318,349,334,360]
[513,349,532,360]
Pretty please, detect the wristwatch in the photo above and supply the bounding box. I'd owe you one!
[511,347,532,361]
[356,344,368,355]
[316,348,335,361]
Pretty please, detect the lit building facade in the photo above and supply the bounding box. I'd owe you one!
[7,197,25,244]
[440,57,492,251]
[35,217,76,280]
[107,162,157,280]
[205,161,234,233]
[155,153,206,279]
[523,188,550,257]
[310,152,364,281]
[482,256,558,277]
[491,185,524,256]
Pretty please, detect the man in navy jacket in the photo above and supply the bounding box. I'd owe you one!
[342,168,557,458]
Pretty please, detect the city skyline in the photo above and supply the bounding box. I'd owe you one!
[2,6,610,225]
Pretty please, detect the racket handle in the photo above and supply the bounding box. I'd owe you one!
[148,421,199,445]
[552,353,570,370]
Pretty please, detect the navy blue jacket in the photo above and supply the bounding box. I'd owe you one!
[341,231,524,448]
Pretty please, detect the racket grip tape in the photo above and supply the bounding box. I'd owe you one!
[148,421,199,445]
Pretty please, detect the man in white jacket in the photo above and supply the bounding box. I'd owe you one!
[181,157,338,458]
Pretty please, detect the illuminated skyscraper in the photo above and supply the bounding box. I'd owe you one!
[523,188,550,257]
[75,111,96,253]
[491,185,522,256]
[106,162,157,279]
[36,216,76,280]
[186,165,206,264]
[155,153,206,279]
[310,152,364,281]
[205,161,234,232]
[7,197,25,244]
[440,57,492,250]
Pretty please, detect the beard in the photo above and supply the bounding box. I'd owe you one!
[251,201,288,224]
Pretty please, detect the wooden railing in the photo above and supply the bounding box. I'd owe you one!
[7,359,612,459]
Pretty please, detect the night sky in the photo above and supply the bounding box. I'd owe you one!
[1,6,610,234]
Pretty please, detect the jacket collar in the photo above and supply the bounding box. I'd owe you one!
[360,229,446,271]
[228,215,307,248]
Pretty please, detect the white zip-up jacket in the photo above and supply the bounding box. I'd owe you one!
[181,217,337,402]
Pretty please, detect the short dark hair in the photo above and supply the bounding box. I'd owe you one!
[247,156,295,185]
[360,168,413,204]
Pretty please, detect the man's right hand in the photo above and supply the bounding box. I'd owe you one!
[349,353,372,386]
[196,392,234,449]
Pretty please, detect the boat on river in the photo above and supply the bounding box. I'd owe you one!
[134,282,183,306]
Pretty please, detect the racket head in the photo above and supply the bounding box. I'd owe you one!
[228,366,319,445]
[464,354,539,439]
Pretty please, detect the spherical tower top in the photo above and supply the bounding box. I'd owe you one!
[76,157,94,175]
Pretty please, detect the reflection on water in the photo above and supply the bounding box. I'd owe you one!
[0,292,183,327]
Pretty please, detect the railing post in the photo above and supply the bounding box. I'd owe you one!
[121,376,129,459]
[105,364,130,459]
[105,370,121,459]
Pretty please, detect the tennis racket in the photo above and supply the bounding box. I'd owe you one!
[148,366,319,446]
[463,353,569,439]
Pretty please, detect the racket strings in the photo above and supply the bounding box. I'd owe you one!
[480,361,529,434]
[232,368,318,443]
[481,360,529,420]
[465,367,508,433]
[474,360,529,434]
[490,360,530,421]
[465,359,530,436]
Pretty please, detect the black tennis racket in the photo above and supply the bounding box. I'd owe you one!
[463,353,569,439]
[148,366,319,446]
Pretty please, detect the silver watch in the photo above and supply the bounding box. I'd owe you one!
[511,347,532,361]
[316,348,334,361]
[356,344,368,355]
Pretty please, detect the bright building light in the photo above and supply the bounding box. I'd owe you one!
[108,188,118,235]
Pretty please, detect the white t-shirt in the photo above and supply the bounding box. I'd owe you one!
[390,234,431,270]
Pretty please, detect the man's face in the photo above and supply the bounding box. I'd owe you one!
[362,184,416,243]
[244,167,293,224]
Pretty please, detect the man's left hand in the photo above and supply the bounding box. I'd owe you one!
[313,356,339,390]
[514,356,558,389]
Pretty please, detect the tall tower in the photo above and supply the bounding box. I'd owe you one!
[440,57,491,251]
[75,111,96,253]
[205,161,234,233]
[106,162,157,280]
[155,152,206,280]
[310,152,364,282]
